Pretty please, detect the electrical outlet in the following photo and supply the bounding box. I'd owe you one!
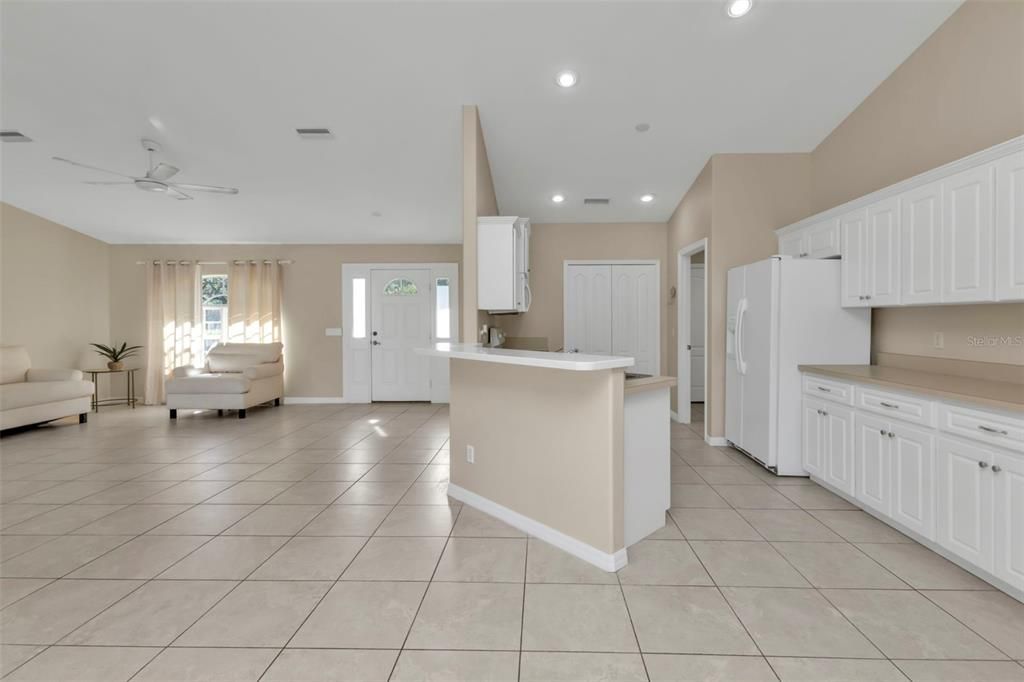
[466,445,475,464]
[933,331,945,349]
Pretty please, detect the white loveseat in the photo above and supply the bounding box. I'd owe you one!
[0,346,94,430]
[165,342,284,419]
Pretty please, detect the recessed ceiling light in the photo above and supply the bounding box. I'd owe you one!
[555,70,578,88]
[727,0,752,18]
[641,194,655,203]
[551,194,566,203]
[635,123,651,133]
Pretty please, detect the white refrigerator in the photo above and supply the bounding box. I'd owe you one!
[725,257,870,476]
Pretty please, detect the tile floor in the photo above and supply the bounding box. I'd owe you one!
[0,402,1021,681]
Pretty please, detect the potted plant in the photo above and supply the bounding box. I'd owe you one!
[90,342,143,370]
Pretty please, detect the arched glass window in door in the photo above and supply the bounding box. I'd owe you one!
[383,278,419,296]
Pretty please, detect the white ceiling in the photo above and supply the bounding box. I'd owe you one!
[0,0,961,244]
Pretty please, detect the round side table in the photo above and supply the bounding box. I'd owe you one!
[85,367,139,412]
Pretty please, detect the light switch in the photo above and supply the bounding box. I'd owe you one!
[325,328,343,337]
[933,331,944,349]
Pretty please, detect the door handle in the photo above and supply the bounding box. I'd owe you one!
[372,340,381,346]
[979,461,990,469]
[992,465,1003,474]
[734,299,748,375]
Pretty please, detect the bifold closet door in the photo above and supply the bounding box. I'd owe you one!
[611,264,658,376]
[564,265,612,355]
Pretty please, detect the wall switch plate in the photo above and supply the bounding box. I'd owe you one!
[466,445,475,464]
[933,331,944,349]
[325,328,343,337]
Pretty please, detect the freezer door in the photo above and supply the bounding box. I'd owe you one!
[725,265,745,448]
[737,258,779,468]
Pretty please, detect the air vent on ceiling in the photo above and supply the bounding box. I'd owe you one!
[0,131,32,142]
[296,128,333,139]
[583,198,610,205]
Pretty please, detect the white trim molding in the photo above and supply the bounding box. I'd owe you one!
[447,483,628,572]
[283,397,347,404]
[676,238,709,441]
[706,436,730,447]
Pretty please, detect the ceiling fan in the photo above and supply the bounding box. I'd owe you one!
[53,138,239,201]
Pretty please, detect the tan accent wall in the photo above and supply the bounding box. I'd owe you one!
[0,203,111,371]
[498,222,668,363]
[109,243,461,398]
[810,0,1024,370]
[449,359,624,554]
[462,105,499,343]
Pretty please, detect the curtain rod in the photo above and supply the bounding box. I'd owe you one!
[135,260,294,265]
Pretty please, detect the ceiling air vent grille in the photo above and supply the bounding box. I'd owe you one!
[583,198,610,205]
[296,128,333,139]
[0,131,32,142]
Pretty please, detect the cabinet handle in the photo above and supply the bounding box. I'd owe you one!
[879,401,899,409]
[799,252,808,258]
[817,386,832,393]
[978,425,1009,436]
[865,295,872,300]
[821,409,828,417]
[879,428,886,436]
[888,431,895,438]
[979,461,990,469]
[992,465,1003,474]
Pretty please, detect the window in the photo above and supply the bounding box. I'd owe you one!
[383,278,418,296]
[352,278,366,339]
[435,277,451,339]
[201,274,228,358]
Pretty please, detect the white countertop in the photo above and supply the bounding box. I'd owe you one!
[416,343,635,371]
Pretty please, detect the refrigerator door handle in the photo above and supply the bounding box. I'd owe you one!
[735,298,748,375]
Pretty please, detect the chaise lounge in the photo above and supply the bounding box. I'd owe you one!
[165,342,284,419]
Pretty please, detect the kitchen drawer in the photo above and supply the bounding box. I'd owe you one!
[938,404,1024,454]
[857,386,934,427]
[803,375,855,405]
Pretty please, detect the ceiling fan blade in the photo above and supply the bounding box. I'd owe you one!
[147,162,180,181]
[52,156,135,179]
[167,187,193,201]
[169,182,239,195]
[84,181,134,185]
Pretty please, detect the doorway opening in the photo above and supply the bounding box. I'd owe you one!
[676,239,708,439]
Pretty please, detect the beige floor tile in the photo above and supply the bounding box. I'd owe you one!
[809,510,912,543]
[678,449,743,467]
[249,536,366,580]
[3,504,124,535]
[671,484,731,508]
[222,504,324,535]
[894,660,1024,681]
[361,463,426,482]
[768,657,907,681]
[739,510,843,541]
[0,578,50,609]
[669,508,762,540]
[192,462,271,481]
[645,654,777,681]
[375,504,458,536]
[136,462,221,480]
[62,579,235,645]
[77,481,179,504]
[299,504,391,536]
[408,582,524,650]
[712,484,798,509]
[623,585,758,655]
[922,590,1024,659]
[0,579,142,644]
[775,485,858,510]
[823,589,1006,660]
[856,543,991,589]
[204,481,294,504]
[68,535,208,578]
[771,542,908,588]
[302,462,375,481]
[0,645,43,678]
[399,481,458,505]
[0,535,131,578]
[617,539,713,586]
[263,649,397,682]
[336,481,413,504]
[452,506,526,537]
[3,645,159,682]
[722,587,881,658]
[392,650,518,682]
[692,466,766,485]
[434,537,527,582]
[691,541,809,587]
[290,581,426,648]
[526,538,619,584]
[0,536,56,563]
[268,481,351,504]
[342,536,446,580]
[520,652,647,681]
[0,505,62,530]
[176,580,330,647]
[133,647,279,682]
[147,504,258,534]
[158,536,288,579]
[247,461,322,481]
[14,480,119,504]
[382,449,439,464]
[72,504,192,535]
[522,583,637,652]
[141,480,236,504]
[645,514,684,539]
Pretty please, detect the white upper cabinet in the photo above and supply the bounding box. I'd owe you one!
[840,208,869,307]
[943,165,995,303]
[900,180,944,305]
[866,197,901,306]
[779,231,804,258]
[777,219,840,260]
[995,152,1024,301]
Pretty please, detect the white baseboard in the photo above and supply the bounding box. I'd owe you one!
[446,483,627,572]
[283,397,346,404]
[705,436,729,447]
[670,410,682,423]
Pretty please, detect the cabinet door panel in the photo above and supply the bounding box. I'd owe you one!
[807,219,841,259]
[611,264,659,375]
[564,265,612,355]
[936,437,994,571]
[841,209,869,307]
[993,452,1024,591]
[995,152,1024,301]
[890,424,935,540]
[901,180,944,305]
[943,165,995,303]
[823,404,855,496]
[779,231,805,258]
[867,198,900,306]
[802,397,824,478]
[855,413,891,515]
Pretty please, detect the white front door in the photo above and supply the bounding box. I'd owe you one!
[370,269,431,401]
[689,264,705,402]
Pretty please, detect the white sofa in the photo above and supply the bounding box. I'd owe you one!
[0,346,94,430]
[166,342,284,419]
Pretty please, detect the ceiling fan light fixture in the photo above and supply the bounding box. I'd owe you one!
[135,179,168,192]
[727,0,753,18]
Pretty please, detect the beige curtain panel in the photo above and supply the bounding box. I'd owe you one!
[228,260,283,344]
[144,261,200,405]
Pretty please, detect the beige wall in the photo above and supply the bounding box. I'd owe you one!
[109,243,460,398]
[499,222,669,366]
[462,105,499,343]
[810,0,1024,369]
[0,203,111,371]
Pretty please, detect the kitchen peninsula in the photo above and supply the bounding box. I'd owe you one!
[416,343,675,571]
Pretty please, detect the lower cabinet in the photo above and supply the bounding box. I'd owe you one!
[855,414,892,515]
[936,437,994,572]
[802,397,824,478]
[802,397,854,496]
[993,451,1024,589]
